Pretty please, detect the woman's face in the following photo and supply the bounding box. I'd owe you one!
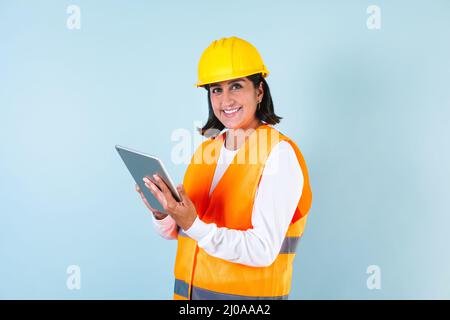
[208,77,264,130]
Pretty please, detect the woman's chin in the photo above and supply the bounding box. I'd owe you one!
[218,113,237,125]
[222,120,243,130]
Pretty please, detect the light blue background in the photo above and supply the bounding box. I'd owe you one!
[1,0,449,299]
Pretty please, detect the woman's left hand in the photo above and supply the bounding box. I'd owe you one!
[143,174,198,231]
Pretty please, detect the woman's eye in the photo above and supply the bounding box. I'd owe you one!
[211,84,241,94]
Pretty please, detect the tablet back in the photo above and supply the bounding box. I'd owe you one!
[115,145,181,214]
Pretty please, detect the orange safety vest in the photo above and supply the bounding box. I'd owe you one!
[173,124,312,300]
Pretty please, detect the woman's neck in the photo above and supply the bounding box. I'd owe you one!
[225,119,263,151]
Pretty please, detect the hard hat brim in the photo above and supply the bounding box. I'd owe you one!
[195,69,269,88]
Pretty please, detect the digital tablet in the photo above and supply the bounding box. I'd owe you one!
[115,145,181,214]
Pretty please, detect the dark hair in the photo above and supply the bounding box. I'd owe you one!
[198,73,282,137]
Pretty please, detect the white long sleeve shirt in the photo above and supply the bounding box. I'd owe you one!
[151,139,304,267]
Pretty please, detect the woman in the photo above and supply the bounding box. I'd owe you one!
[136,36,312,300]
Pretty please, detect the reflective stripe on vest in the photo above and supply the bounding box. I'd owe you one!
[174,278,189,299]
[280,236,301,254]
[174,278,288,300]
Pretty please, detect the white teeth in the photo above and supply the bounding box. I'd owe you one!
[223,108,240,114]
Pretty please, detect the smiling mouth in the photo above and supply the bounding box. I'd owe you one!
[222,107,242,115]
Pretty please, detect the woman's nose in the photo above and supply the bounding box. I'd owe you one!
[221,89,235,107]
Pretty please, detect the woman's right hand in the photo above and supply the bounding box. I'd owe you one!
[135,184,168,220]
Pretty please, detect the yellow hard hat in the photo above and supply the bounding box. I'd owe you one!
[196,36,269,87]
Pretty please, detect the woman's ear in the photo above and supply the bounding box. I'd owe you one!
[257,81,264,101]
